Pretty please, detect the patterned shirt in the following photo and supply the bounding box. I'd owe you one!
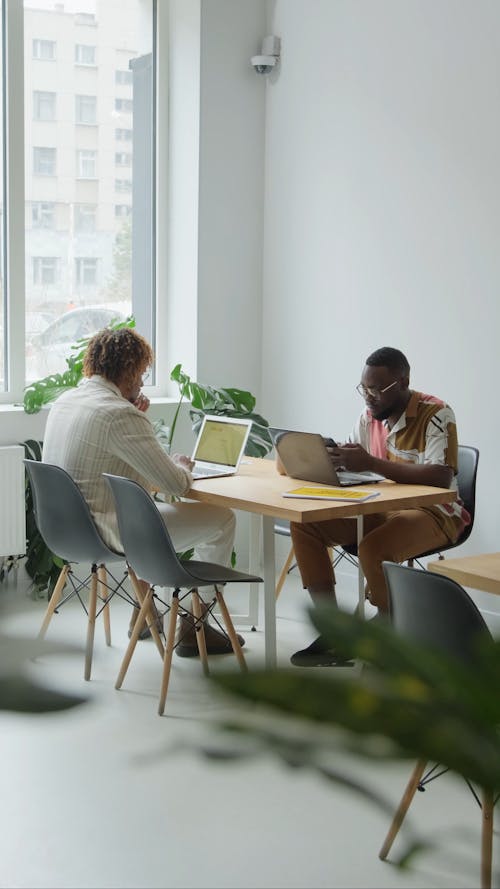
[42,375,193,551]
[351,390,470,542]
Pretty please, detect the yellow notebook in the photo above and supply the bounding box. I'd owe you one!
[283,486,380,502]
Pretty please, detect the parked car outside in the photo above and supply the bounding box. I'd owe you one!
[26,304,127,380]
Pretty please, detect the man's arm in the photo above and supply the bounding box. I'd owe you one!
[334,443,453,488]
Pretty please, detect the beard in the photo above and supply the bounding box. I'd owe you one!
[370,404,393,421]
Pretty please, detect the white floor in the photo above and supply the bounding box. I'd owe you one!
[0,553,497,889]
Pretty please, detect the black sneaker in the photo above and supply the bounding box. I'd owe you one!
[290,634,355,667]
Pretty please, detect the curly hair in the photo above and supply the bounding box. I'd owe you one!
[83,327,153,387]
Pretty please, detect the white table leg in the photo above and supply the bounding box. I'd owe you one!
[262,515,277,668]
[357,514,365,618]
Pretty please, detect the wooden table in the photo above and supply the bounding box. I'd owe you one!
[188,457,455,667]
[428,553,500,596]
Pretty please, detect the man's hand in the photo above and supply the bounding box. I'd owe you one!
[330,443,375,473]
[133,393,150,413]
[173,454,195,472]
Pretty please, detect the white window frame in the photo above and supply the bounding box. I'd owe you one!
[2,0,166,404]
[115,127,132,141]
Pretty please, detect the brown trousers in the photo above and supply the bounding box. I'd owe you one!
[290,509,450,612]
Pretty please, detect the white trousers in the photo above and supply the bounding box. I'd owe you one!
[155,499,236,603]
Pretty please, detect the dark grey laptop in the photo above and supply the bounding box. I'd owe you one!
[270,428,385,487]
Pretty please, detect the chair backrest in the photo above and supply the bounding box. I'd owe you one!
[383,561,492,665]
[456,445,479,541]
[24,460,120,565]
[103,473,202,589]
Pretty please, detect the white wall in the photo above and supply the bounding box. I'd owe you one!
[262,0,500,559]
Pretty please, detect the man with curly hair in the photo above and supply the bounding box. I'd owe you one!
[42,326,242,657]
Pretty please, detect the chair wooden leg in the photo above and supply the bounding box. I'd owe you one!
[158,593,180,716]
[115,585,155,689]
[481,788,494,889]
[38,564,70,639]
[379,760,427,860]
[276,545,295,599]
[84,568,98,681]
[215,588,248,672]
[98,564,111,646]
[128,567,164,659]
[191,590,209,677]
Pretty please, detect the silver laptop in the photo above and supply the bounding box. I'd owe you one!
[191,415,252,480]
[270,428,385,487]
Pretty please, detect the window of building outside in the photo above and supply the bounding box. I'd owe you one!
[32,201,55,229]
[75,94,97,125]
[74,204,96,233]
[33,146,56,175]
[115,204,131,217]
[115,69,132,85]
[75,257,98,288]
[115,97,133,113]
[1,0,157,396]
[32,256,58,285]
[75,43,96,66]
[33,90,56,121]
[32,38,55,60]
[77,149,97,179]
[115,152,132,166]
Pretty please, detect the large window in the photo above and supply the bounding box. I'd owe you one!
[1,0,158,396]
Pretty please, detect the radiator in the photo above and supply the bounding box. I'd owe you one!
[0,446,26,556]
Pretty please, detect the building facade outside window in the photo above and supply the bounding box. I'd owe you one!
[1,0,158,396]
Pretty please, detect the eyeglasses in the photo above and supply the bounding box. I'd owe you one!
[142,370,151,384]
[356,379,399,399]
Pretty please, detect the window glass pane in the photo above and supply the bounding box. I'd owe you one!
[75,44,96,66]
[0,2,4,391]
[24,0,155,384]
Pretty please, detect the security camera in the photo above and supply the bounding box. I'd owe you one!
[251,54,278,75]
[251,35,280,75]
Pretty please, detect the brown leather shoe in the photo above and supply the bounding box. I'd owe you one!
[128,604,163,641]
[174,609,245,658]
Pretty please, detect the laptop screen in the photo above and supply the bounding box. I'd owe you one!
[192,418,250,467]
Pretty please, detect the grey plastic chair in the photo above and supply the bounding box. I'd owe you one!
[24,460,157,680]
[103,472,263,715]
[380,561,495,888]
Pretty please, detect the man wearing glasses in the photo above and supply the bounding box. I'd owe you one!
[290,346,470,666]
